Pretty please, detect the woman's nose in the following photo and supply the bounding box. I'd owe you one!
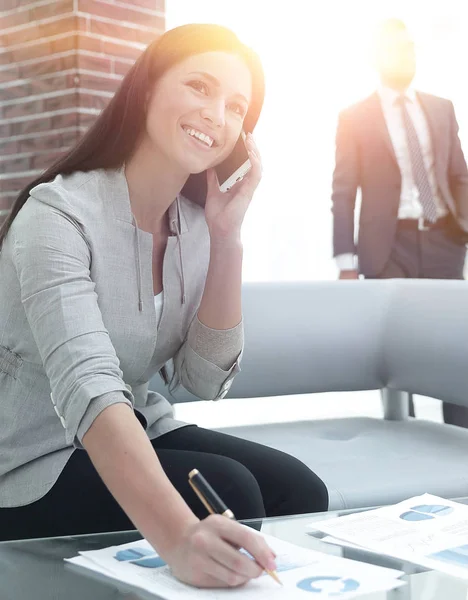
[201,100,225,129]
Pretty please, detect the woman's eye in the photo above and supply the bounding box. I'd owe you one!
[188,80,209,95]
[228,102,246,117]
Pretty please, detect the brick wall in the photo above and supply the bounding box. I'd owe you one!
[0,0,165,222]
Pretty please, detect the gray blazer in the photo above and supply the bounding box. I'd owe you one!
[332,92,468,277]
[0,168,243,507]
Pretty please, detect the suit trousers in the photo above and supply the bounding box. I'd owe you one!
[371,216,467,427]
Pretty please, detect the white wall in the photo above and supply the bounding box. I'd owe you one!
[167,1,468,282]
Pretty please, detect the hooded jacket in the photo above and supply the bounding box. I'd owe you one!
[0,167,243,507]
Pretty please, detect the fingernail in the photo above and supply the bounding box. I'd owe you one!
[266,558,277,571]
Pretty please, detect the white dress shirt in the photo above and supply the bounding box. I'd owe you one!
[336,86,447,272]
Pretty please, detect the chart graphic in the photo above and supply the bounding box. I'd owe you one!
[399,504,454,522]
[114,547,166,568]
[296,575,360,595]
[429,544,468,568]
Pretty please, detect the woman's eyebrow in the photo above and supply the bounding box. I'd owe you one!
[187,71,249,104]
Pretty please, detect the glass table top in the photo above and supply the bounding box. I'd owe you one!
[3,500,468,599]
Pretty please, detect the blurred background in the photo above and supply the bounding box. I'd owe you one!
[168,0,468,282]
[1,0,466,425]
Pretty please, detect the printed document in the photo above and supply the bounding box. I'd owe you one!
[66,530,405,598]
[309,494,468,580]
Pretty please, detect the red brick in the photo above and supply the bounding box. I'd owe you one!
[79,92,110,111]
[78,0,164,27]
[77,53,112,74]
[1,82,30,102]
[1,0,22,10]
[77,34,102,54]
[3,99,46,120]
[1,156,31,173]
[1,177,34,194]
[0,196,16,212]
[0,1,74,30]
[30,150,68,171]
[32,0,75,22]
[1,16,77,48]
[26,74,78,97]
[77,34,144,60]
[52,112,79,129]
[0,140,18,154]
[44,93,78,112]
[0,124,11,138]
[77,16,89,33]
[78,112,97,128]
[0,51,12,67]
[118,0,165,11]
[89,18,160,45]
[61,131,79,147]
[5,39,63,66]
[51,35,79,55]
[10,116,55,136]
[16,134,66,154]
[78,72,120,93]
[0,66,20,84]
[102,39,144,60]
[20,55,77,79]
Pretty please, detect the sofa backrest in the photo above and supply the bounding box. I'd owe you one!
[149,280,468,406]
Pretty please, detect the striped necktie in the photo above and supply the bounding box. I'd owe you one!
[396,95,438,223]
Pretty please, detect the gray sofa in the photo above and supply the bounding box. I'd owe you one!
[149,279,468,511]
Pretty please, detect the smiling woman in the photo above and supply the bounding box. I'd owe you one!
[139,51,252,178]
[0,22,328,590]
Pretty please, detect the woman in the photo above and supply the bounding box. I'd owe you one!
[0,24,328,587]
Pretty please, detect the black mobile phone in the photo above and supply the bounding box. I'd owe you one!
[214,131,251,192]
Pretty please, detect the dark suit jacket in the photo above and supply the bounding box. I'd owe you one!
[331,91,468,277]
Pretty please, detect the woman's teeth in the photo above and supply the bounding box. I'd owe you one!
[183,127,214,148]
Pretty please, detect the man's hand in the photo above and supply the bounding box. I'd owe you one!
[339,270,359,280]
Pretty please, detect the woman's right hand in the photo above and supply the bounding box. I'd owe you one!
[163,514,277,588]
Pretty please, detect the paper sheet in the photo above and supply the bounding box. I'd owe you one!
[66,531,405,599]
[310,493,468,580]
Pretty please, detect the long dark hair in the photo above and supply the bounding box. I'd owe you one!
[0,23,265,248]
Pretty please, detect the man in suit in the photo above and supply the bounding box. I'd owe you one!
[332,18,468,426]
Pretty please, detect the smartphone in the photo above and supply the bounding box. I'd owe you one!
[215,131,251,193]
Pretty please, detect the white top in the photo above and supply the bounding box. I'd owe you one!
[336,86,448,272]
[154,291,164,328]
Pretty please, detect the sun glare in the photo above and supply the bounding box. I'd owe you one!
[167,1,468,280]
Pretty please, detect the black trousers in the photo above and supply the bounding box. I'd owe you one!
[0,425,328,542]
[372,216,468,427]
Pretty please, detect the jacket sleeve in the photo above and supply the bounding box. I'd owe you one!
[447,100,468,230]
[331,109,359,257]
[171,316,243,401]
[12,199,133,446]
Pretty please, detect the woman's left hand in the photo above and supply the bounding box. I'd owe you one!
[204,133,262,243]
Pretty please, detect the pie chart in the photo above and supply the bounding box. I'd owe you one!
[296,575,360,595]
[400,504,454,522]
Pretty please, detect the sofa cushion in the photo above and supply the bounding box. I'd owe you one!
[215,417,468,510]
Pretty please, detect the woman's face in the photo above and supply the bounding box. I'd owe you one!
[145,51,252,175]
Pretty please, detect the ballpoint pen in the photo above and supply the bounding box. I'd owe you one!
[188,468,282,586]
